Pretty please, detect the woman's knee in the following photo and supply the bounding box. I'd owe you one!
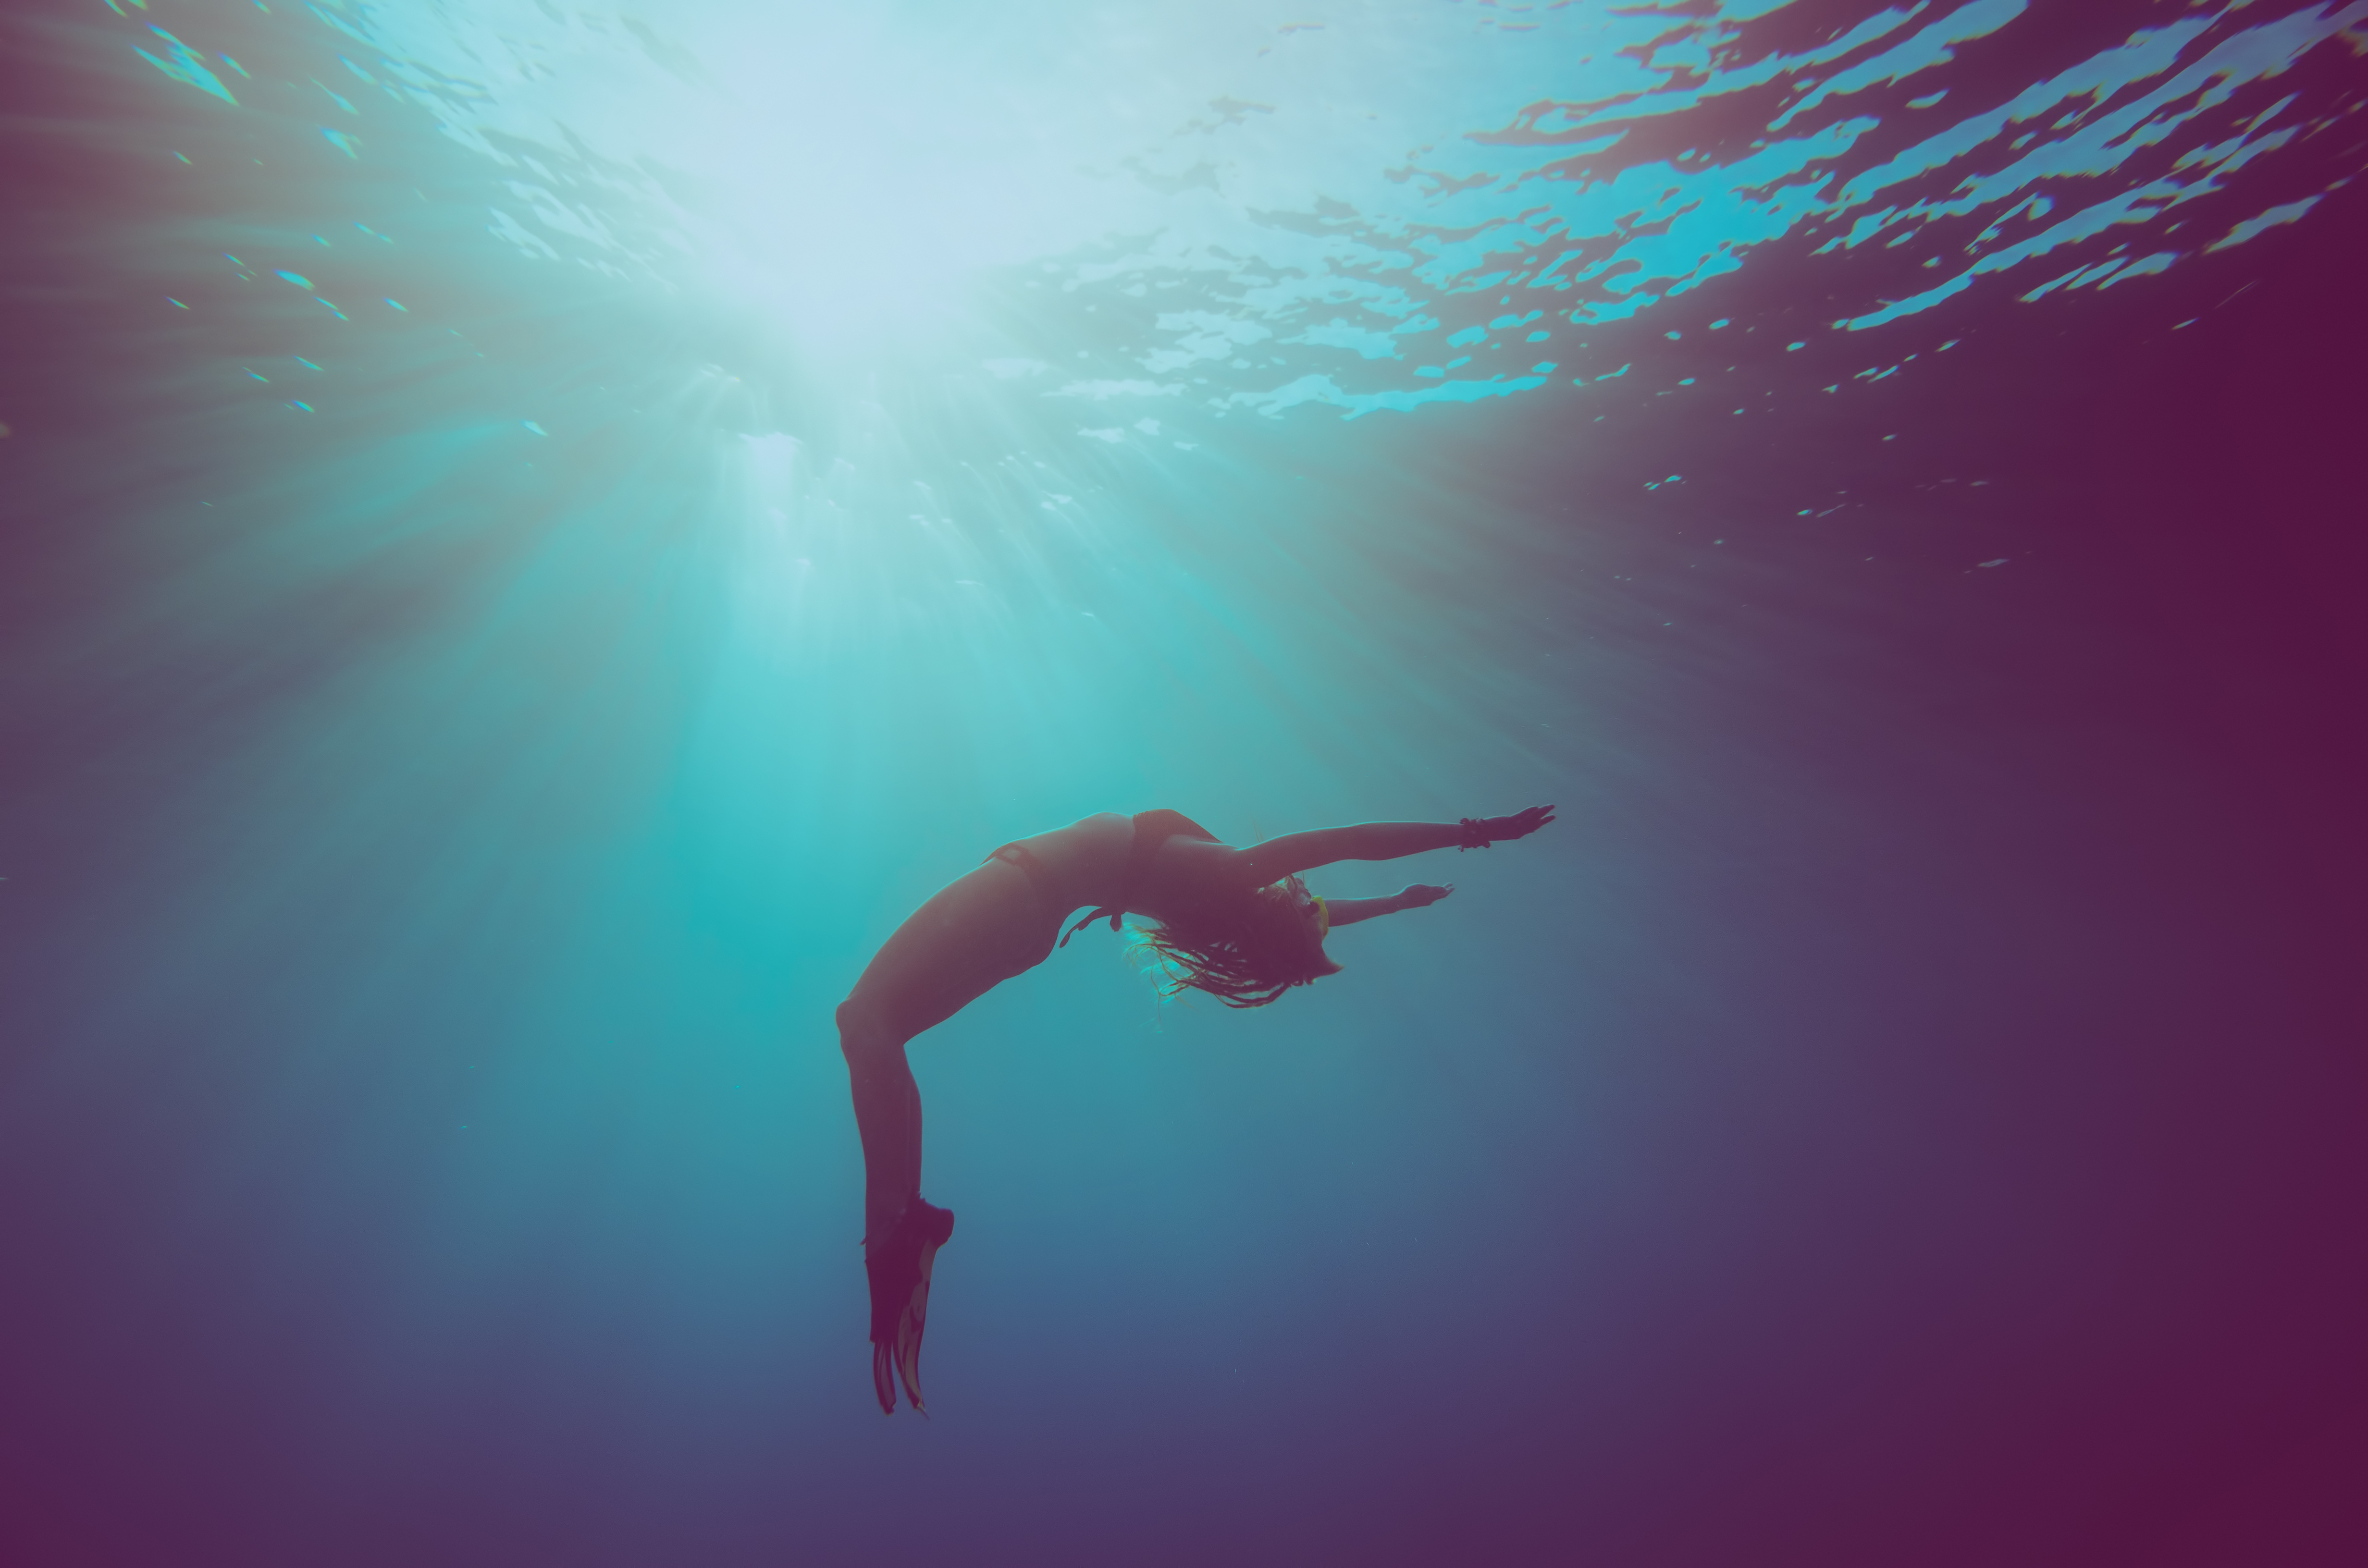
[837,997,899,1061]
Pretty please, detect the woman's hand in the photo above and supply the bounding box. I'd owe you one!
[1481,805,1556,843]
[1398,883,1454,909]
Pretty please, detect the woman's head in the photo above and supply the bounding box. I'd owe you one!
[1132,874,1343,1008]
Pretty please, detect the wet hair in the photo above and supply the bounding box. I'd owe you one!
[1129,875,1342,1008]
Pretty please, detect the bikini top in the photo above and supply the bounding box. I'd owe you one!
[1055,808,1220,948]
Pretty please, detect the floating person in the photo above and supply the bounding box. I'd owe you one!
[837,804,1557,1414]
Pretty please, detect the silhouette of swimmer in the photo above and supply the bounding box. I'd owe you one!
[836,805,1556,1413]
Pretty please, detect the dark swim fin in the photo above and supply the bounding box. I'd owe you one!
[870,1339,897,1416]
[865,1199,956,1414]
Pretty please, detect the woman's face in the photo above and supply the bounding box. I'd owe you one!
[1284,876,1311,910]
[1279,878,1341,973]
[1283,876,1320,928]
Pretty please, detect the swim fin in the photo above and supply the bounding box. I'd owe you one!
[865,1199,955,1414]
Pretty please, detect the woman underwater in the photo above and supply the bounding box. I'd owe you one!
[837,804,1556,1413]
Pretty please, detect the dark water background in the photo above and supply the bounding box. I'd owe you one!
[4,2,2364,1564]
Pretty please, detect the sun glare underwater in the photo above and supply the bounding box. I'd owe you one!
[4,2,2366,1565]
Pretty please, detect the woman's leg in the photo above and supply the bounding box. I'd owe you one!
[835,1002,925,1246]
[836,858,1054,1240]
[836,857,1056,1410]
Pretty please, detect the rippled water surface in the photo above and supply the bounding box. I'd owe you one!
[5,3,2365,1565]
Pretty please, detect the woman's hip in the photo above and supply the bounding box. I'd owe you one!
[846,858,1066,1037]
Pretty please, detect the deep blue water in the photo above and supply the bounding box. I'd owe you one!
[3,3,2365,1564]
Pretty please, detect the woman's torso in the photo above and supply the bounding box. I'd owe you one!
[1003,811,1246,924]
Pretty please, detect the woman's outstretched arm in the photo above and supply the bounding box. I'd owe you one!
[1322,883,1454,928]
[1240,805,1554,883]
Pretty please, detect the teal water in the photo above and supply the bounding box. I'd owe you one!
[5,3,2366,1563]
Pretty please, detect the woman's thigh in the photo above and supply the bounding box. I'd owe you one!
[844,858,1061,1042]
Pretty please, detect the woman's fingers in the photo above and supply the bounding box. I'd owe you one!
[1483,806,1556,840]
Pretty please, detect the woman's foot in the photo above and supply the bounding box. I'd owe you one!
[864,1198,955,1414]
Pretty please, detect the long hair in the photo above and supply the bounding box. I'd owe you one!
[1129,875,1342,1008]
